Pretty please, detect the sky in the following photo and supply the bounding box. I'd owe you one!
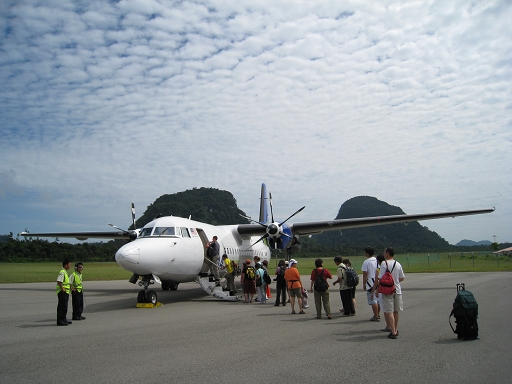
[1,0,510,246]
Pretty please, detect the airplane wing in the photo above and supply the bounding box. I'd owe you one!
[237,208,495,237]
[290,208,495,236]
[18,231,133,241]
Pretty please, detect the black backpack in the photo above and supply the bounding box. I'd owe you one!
[276,267,286,283]
[449,283,478,340]
[343,266,359,288]
[263,269,271,285]
[314,269,328,292]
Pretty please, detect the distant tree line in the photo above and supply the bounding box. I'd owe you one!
[1,233,508,263]
[0,233,124,263]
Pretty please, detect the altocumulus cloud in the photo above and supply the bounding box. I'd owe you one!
[0,0,510,244]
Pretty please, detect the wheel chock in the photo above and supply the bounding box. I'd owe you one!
[136,302,163,308]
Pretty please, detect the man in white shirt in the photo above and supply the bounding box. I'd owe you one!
[361,246,380,322]
[377,247,405,339]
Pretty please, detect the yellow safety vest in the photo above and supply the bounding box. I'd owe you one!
[56,269,70,294]
[71,271,83,292]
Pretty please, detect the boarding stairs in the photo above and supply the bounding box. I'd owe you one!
[197,258,239,301]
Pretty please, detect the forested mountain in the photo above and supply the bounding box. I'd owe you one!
[456,239,492,246]
[307,196,451,254]
[132,187,249,228]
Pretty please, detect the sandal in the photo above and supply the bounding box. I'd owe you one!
[299,310,305,314]
[327,316,332,319]
[291,311,296,314]
[316,315,321,319]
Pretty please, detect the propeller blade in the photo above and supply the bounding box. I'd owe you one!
[269,192,275,223]
[131,202,136,229]
[239,214,267,227]
[108,223,129,234]
[247,233,269,249]
[280,206,305,226]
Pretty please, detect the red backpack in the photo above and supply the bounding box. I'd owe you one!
[378,261,396,295]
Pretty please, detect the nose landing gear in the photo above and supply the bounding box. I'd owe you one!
[132,274,158,304]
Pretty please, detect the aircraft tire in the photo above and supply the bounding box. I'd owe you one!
[170,282,179,291]
[146,290,157,305]
[137,291,145,303]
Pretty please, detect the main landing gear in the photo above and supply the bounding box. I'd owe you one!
[161,281,179,291]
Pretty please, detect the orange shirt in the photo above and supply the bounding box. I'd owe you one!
[284,267,302,289]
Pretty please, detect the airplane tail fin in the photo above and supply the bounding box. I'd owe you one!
[258,183,269,225]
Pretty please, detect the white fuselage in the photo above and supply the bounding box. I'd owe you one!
[114,216,270,282]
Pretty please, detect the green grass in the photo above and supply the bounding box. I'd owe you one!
[273,253,512,275]
[1,253,510,284]
[0,262,133,284]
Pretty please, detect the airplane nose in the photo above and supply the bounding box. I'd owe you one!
[115,246,140,266]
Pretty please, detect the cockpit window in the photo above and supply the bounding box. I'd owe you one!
[139,227,153,237]
[180,227,190,237]
[153,227,176,236]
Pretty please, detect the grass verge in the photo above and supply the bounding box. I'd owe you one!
[1,253,510,284]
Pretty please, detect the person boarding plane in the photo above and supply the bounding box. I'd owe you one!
[19,184,494,304]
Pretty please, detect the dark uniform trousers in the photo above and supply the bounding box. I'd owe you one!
[57,291,69,323]
[72,290,84,319]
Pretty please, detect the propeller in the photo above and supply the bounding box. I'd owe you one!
[108,202,138,241]
[242,191,305,249]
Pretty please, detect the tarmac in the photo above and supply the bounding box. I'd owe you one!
[0,272,511,384]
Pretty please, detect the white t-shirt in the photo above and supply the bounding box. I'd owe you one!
[361,257,378,290]
[378,260,405,294]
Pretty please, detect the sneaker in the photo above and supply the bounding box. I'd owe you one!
[370,316,380,322]
[381,327,391,332]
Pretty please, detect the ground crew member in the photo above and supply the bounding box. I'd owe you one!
[56,260,72,326]
[70,262,85,320]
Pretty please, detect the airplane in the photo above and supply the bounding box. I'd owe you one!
[19,184,494,304]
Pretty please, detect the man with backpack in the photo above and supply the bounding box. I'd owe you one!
[206,236,221,283]
[309,258,333,319]
[333,256,356,317]
[241,259,256,303]
[255,263,268,304]
[376,247,405,339]
[274,260,287,306]
[221,254,236,295]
